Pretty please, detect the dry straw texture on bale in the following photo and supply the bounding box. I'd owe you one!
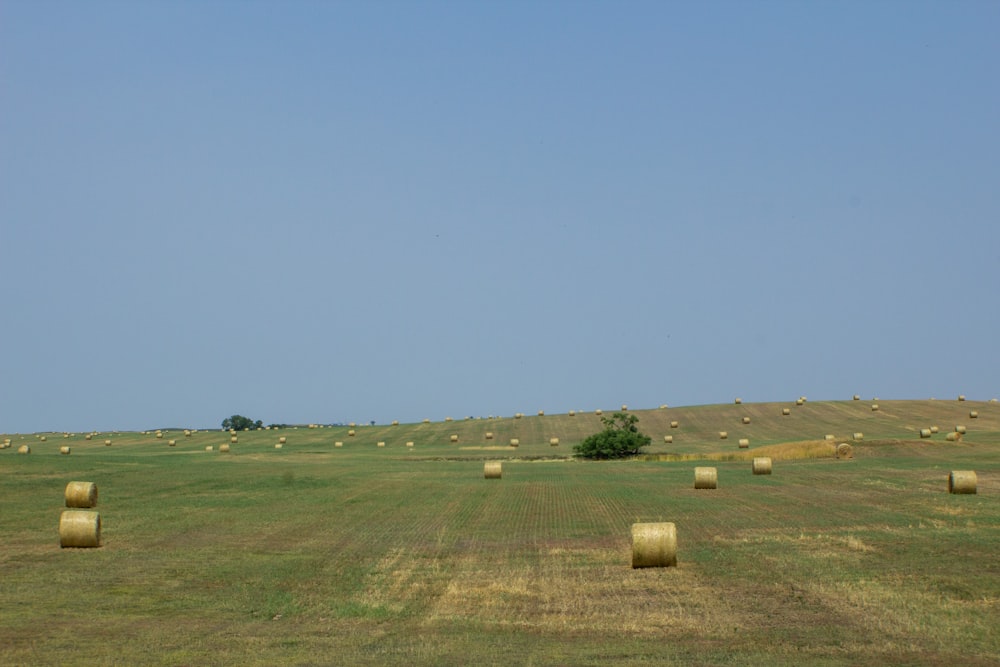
[220,444,231,453]
[738,439,750,449]
[670,420,679,428]
[920,429,932,438]
[18,444,30,454]
[946,432,961,442]
[59,510,101,548]
[970,411,979,418]
[631,522,677,568]
[742,417,751,424]
[694,467,718,489]
[509,438,519,447]
[782,408,791,416]
[948,470,977,494]
[549,437,559,446]
[65,482,98,508]
[60,446,71,455]
[956,425,967,434]
[484,461,502,479]
[752,457,773,475]
[719,431,728,439]
[836,443,853,459]
[663,435,673,444]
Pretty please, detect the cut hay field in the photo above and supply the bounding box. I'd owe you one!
[2,399,999,666]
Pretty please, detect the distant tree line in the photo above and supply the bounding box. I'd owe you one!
[221,415,263,431]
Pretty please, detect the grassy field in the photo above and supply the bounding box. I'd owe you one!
[2,399,998,665]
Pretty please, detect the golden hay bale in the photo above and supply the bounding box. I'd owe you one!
[742,417,751,425]
[853,395,860,400]
[84,434,92,441]
[219,443,231,453]
[485,432,494,440]
[670,420,679,428]
[919,429,932,438]
[168,440,176,447]
[549,437,559,446]
[63,433,69,438]
[156,432,163,439]
[991,398,998,403]
[569,410,576,416]
[969,411,979,419]
[946,432,961,442]
[836,443,853,459]
[514,413,523,419]
[406,441,414,447]
[450,434,459,443]
[631,522,677,568]
[422,419,430,424]
[621,404,628,411]
[694,467,718,489]
[871,404,879,411]
[278,436,287,444]
[104,439,112,446]
[956,425,967,434]
[659,405,668,409]
[782,408,791,416]
[65,481,98,508]
[948,470,977,494]
[205,445,214,452]
[184,430,191,437]
[59,510,101,548]
[958,395,966,401]
[60,446,71,455]
[824,434,835,441]
[484,461,502,479]
[734,398,742,405]
[738,438,750,449]
[595,409,603,415]
[348,430,356,437]
[377,441,386,447]
[719,431,728,439]
[230,436,238,444]
[663,435,673,444]
[538,410,545,416]
[509,438,520,447]
[40,436,47,442]
[335,441,343,447]
[274,443,282,449]
[18,444,30,454]
[930,426,939,434]
[392,420,399,426]
[445,417,453,422]
[752,457,773,475]
[795,399,804,406]
[853,432,864,440]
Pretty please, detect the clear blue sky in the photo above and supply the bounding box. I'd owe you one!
[2,1,998,433]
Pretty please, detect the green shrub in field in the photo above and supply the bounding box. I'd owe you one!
[574,412,651,459]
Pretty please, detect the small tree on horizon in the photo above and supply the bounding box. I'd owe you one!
[573,411,651,459]
[221,415,263,431]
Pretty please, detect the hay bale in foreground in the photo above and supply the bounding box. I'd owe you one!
[920,429,932,438]
[836,443,853,459]
[738,438,749,449]
[752,457,772,475]
[59,510,101,548]
[65,482,97,508]
[40,436,47,442]
[484,461,502,479]
[631,522,677,568]
[948,471,977,494]
[18,444,30,454]
[694,467,718,489]
[391,420,399,426]
[60,446,71,455]
[569,410,576,416]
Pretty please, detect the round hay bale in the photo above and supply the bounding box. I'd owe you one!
[184,430,191,437]
[795,399,804,406]
[60,446,71,455]
[738,438,750,449]
[991,398,998,403]
[670,420,679,428]
[741,416,751,425]
[445,417,453,422]
[719,431,728,440]
[18,444,30,454]
[168,440,176,447]
[823,434,835,442]
[377,441,386,447]
[853,395,860,400]
[836,443,853,459]
[538,410,545,416]
[569,410,576,416]
[970,411,979,419]
[485,432,494,440]
[334,441,343,447]
[230,435,238,444]
[694,467,718,489]
[946,432,961,442]
[65,482,97,508]
[450,434,459,443]
[958,395,966,401]
[278,436,287,444]
[871,404,879,411]
[663,435,673,444]
[348,430,356,437]
[406,441,414,447]
[853,432,864,440]
[205,445,213,452]
[40,436,47,442]
[84,434,92,441]
[219,443,231,453]
[956,425,967,434]
[734,398,742,404]
[549,437,559,446]
[919,428,932,438]
[391,420,399,426]
[631,522,677,568]
[752,457,772,475]
[782,408,791,416]
[156,432,163,439]
[621,404,628,411]
[595,409,603,416]
[509,438,519,447]
[422,419,430,424]
[948,470,977,494]
[104,439,112,446]
[930,426,939,434]
[484,461,502,479]
[59,510,101,548]
[274,443,282,449]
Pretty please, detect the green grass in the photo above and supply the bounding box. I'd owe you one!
[1,399,999,665]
